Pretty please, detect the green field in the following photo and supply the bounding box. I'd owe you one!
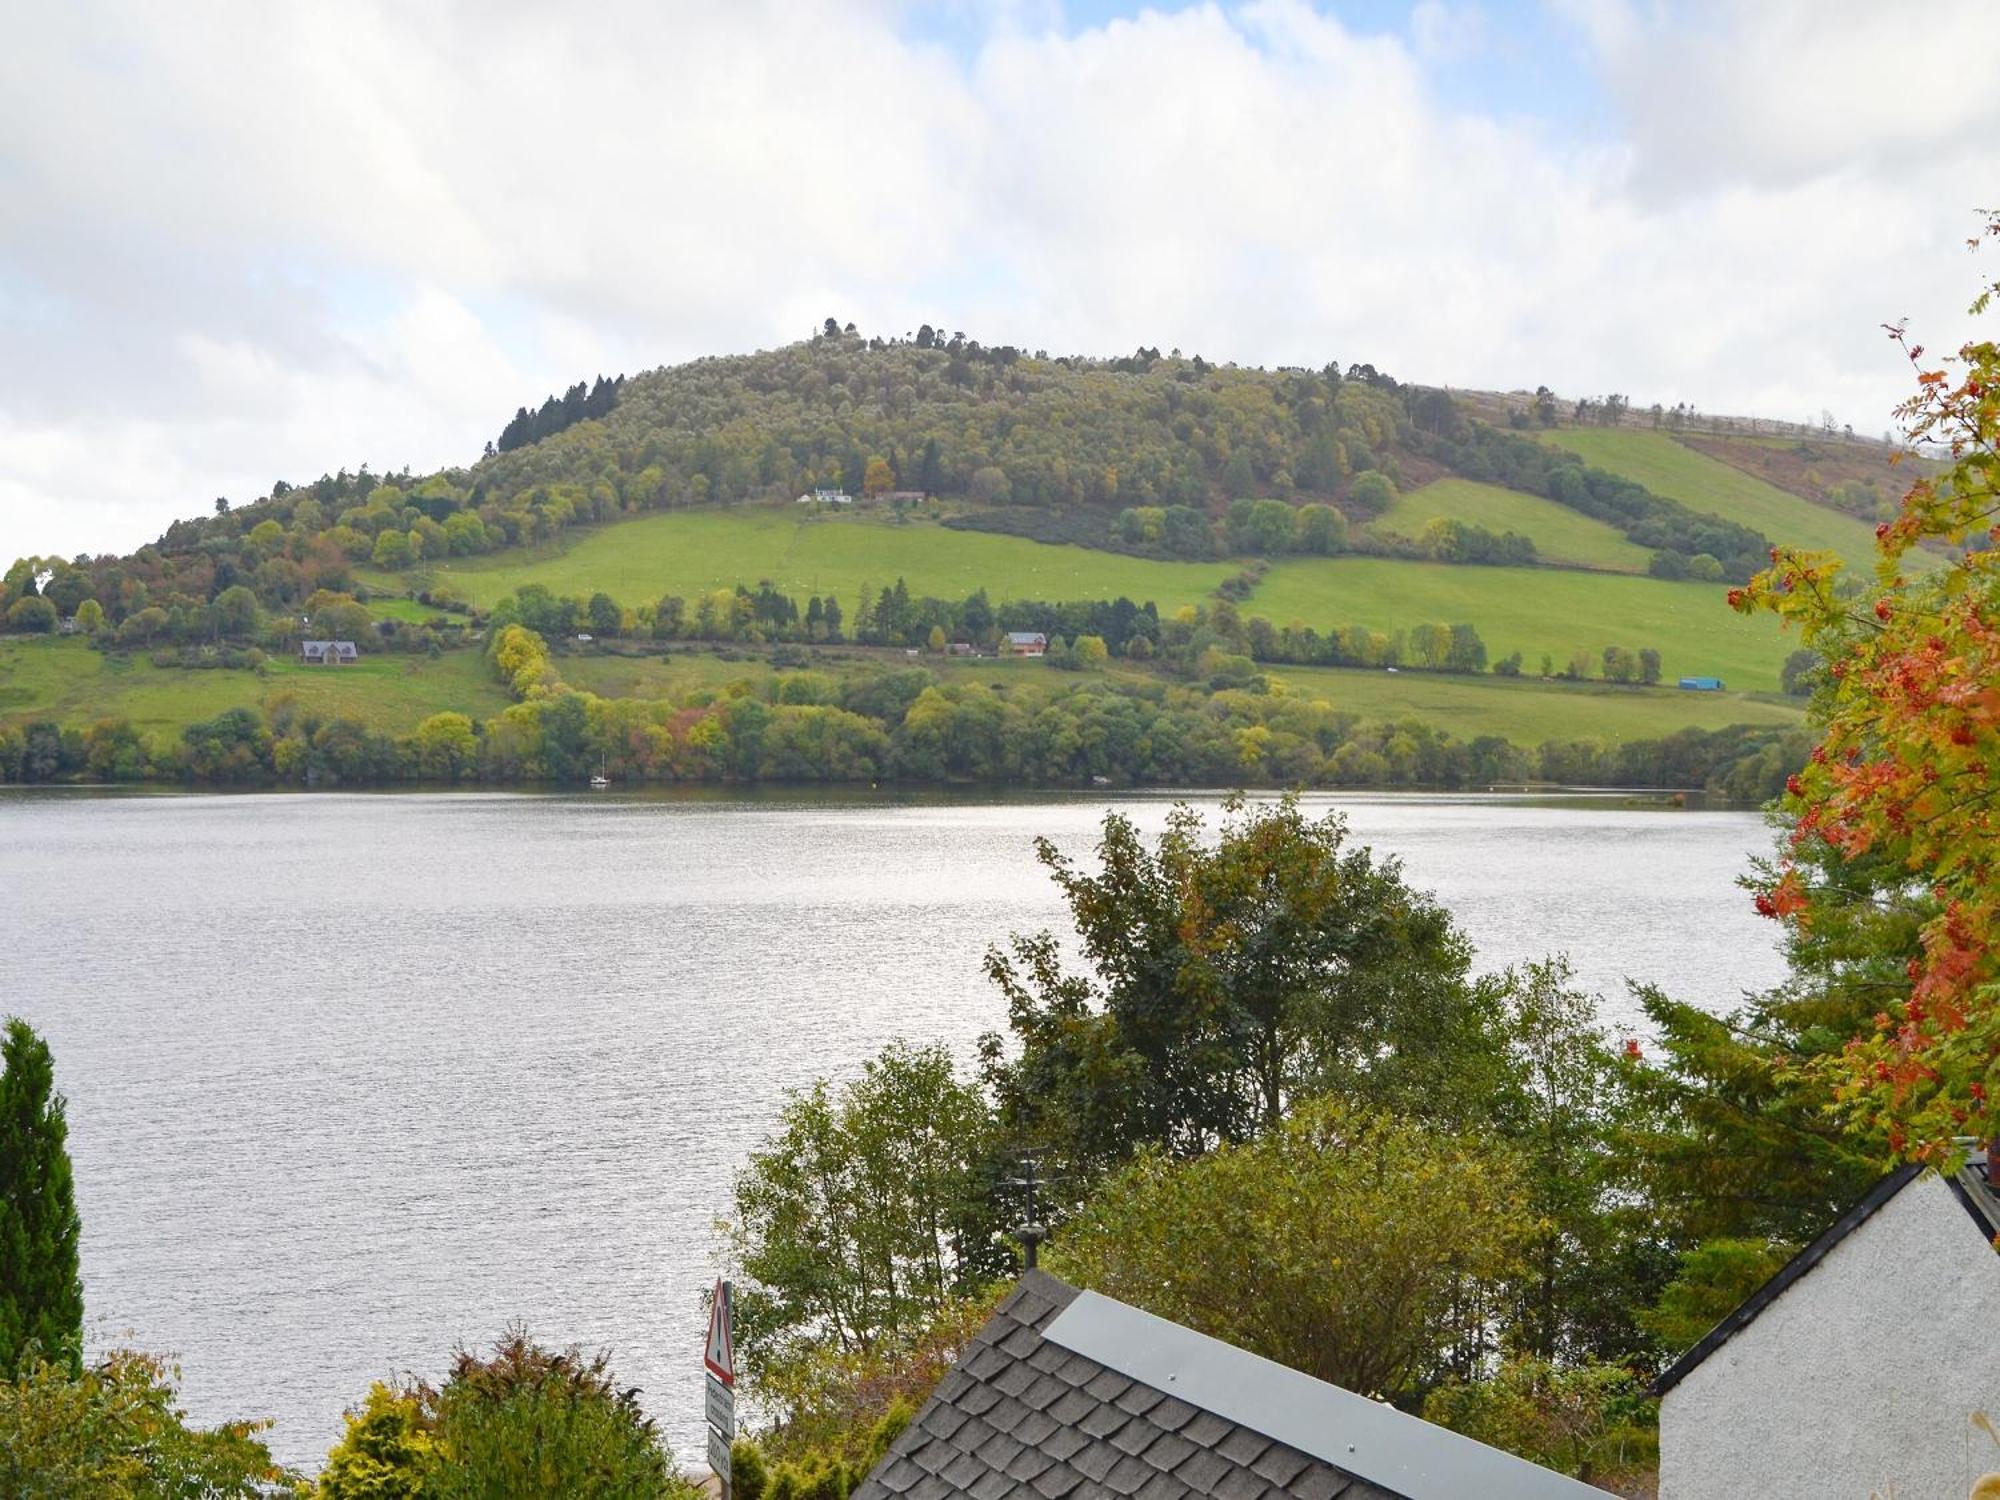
[0,638,513,735]
[367,597,454,625]
[1263,663,1801,744]
[1539,429,1883,567]
[416,508,1237,613]
[1372,478,1652,572]
[1244,557,1792,690]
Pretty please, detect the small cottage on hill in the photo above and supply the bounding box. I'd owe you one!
[1004,631,1048,657]
[1655,1148,2000,1500]
[300,639,359,665]
[852,1270,1601,1500]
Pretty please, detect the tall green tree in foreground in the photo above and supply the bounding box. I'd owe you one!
[981,795,1502,1188]
[0,1018,83,1377]
[724,1041,998,1390]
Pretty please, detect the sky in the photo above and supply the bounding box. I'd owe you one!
[2,0,1998,559]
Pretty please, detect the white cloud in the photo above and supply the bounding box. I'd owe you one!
[0,0,1994,557]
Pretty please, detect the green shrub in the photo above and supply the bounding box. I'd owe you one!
[314,1381,431,1498]
[316,1331,696,1500]
[423,1331,688,1500]
[1422,1357,1656,1488]
[0,1350,292,1497]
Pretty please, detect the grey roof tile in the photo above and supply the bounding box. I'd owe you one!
[1078,1399,1132,1440]
[1000,1320,1045,1358]
[1014,1407,1061,1448]
[1084,1367,1135,1402]
[1115,1382,1166,1417]
[1181,1409,1234,1449]
[1290,1471,1353,1500]
[919,1401,969,1441]
[1212,1468,1269,1500]
[1105,1452,1157,1494]
[941,1449,987,1488]
[1049,1386,1099,1426]
[973,1428,1027,1473]
[1143,1428,1198,1473]
[1173,1446,1234,1492]
[1071,1439,1122,1483]
[1108,1418,1160,1458]
[964,1344,1012,1381]
[994,1359,1042,1399]
[1044,1423,1091,1463]
[1008,1444,1058,1483]
[1215,1427,1272,1468]
[1034,1463,1087,1498]
[874,1454,925,1492]
[1253,1445,1312,1488]
[1022,1372,1071,1412]
[984,1395,1029,1435]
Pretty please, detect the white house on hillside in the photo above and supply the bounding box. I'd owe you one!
[1656,1150,2000,1500]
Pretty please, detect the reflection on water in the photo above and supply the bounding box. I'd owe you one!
[0,787,1782,1466]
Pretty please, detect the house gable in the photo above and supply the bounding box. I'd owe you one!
[1657,1168,2000,1500]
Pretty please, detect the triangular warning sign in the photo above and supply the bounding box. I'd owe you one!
[704,1278,734,1387]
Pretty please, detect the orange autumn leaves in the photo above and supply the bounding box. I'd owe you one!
[1733,212,2000,1161]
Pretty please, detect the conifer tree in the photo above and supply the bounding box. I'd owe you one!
[0,1018,84,1375]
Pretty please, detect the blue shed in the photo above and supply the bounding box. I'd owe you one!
[1678,676,1725,691]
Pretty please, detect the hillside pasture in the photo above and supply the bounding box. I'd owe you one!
[0,638,512,735]
[1371,478,1653,572]
[418,507,1238,614]
[1244,557,1793,691]
[1538,429,1883,567]
[1263,663,1802,745]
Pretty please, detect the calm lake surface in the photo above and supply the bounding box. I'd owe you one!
[0,788,1784,1468]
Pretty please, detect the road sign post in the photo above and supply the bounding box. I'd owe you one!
[705,1278,736,1497]
[706,1373,735,1442]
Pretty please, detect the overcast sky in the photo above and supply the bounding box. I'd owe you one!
[3,0,1997,559]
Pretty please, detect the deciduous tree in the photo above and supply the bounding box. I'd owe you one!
[981,797,1502,1186]
[1050,1104,1532,1398]
[1732,211,2000,1157]
[725,1041,997,1386]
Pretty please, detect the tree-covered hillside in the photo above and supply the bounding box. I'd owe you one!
[5,324,1866,639]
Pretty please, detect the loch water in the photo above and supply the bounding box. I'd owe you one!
[0,787,1784,1468]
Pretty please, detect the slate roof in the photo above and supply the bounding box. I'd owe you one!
[852,1272,1601,1500]
[1653,1149,2000,1397]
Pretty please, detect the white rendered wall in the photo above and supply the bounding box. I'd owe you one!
[1660,1174,2000,1500]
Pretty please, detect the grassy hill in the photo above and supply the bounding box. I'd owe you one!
[7,332,1875,772]
[1245,557,1786,689]
[409,507,1236,613]
[1369,478,1652,573]
[393,499,1788,689]
[1538,429,1884,567]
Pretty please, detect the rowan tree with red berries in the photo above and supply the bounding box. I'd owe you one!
[1733,211,2000,1162]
